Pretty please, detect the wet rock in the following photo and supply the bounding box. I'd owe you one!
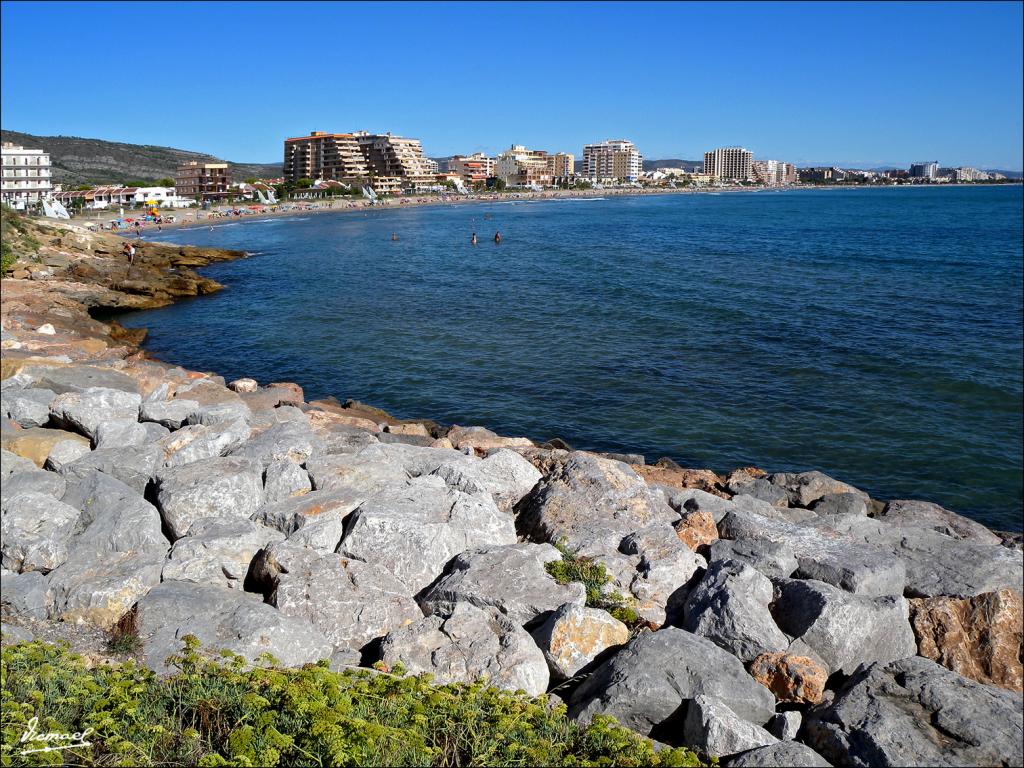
[673,509,719,550]
[749,652,828,705]
[250,542,420,651]
[1,492,80,572]
[340,476,516,592]
[531,602,629,679]
[379,602,548,695]
[154,456,264,540]
[771,578,917,675]
[43,439,92,471]
[2,387,56,428]
[878,499,1002,545]
[431,448,542,513]
[135,581,333,674]
[568,627,777,736]
[49,387,142,440]
[908,588,1023,691]
[724,742,831,767]
[682,559,789,662]
[162,518,284,589]
[59,443,161,495]
[263,458,312,503]
[683,695,778,758]
[157,418,250,467]
[803,656,1023,768]
[707,539,798,580]
[139,398,201,429]
[419,543,585,626]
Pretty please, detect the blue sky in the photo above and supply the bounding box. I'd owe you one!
[2,1,1022,169]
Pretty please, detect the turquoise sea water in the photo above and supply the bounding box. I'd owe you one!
[124,186,1024,531]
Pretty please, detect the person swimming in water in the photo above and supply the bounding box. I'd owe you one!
[391,232,398,241]
[494,231,501,244]
[471,232,477,245]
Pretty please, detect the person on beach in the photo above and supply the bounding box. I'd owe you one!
[123,242,136,269]
[471,232,477,245]
[494,231,501,244]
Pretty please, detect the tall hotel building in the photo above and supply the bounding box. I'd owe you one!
[1,142,53,210]
[175,161,230,201]
[448,153,495,185]
[582,140,642,181]
[283,130,434,191]
[703,147,753,181]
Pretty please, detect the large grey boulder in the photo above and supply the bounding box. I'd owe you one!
[135,581,333,674]
[250,542,420,650]
[362,442,473,478]
[157,418,251,468]
[419,543,585,626]
[43,439,91,471]
[728,479,790,508]
[877,499,1002,545]
[620,525,707,624]
[229,421,324,470]
[662,487,738,523]
[378,601,549,696]
[803,656,1023,768]
[139,398,201,429]
[809,493,868,517]
[766,712,802,741]
[48,387,142,440]
[59,443,161,495]
[2,387,56,428]
[768,471,868,508]
[568,628,777,736]
[531,602,630,679]
[517,451,677,551]
[60,470,168,556]
[1,570,50,620]
[707,539,798,580]
[431,449,541,512]
[162,518,284,589]
[771,579,916,675]
[175,379,252,426]
[683,696,778,758]
[92,418,153,450]
[682,559,789,662]
[252,487,364,551]
[305,450,410,494]
[1,463,66,502]
[155,456,264,540]
[1,449,38,479]
[719,509,906,597]
[18,364,139,395]
[263,458,311,503]
[724,742,831,767]
[0,492,80,572]
[339,476,516,592]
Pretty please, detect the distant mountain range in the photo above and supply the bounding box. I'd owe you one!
[1,130,281,186]
[642,159,703,172]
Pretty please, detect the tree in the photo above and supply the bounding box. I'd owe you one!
[493,178,507,191]
[296,178,314,188]
[156,178,175,187]
[244,177,257,185]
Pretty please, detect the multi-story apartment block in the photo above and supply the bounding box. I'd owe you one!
[448,153,495,185]
[798,166,848,183]
[751,159,797,186]
[583,140,642,181]
[175,161,230,201]
[952,167,989,182]
[703,147,753,182]
[495,145,553,187]
[909,161,939,179]
[355,132,435,190]
[283,131,369,183]
[422,157,439,174]
[1,142,52,210]
[546,152,575,180]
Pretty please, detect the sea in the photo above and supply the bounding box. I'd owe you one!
[123,185,1024,532]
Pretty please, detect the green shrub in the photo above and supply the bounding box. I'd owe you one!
[1,636,704,767]
[545,544,642,627]
[0,241,14,275]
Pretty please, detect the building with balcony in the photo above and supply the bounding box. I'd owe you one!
[582,140,642,182]
[1,142,53,210]
[703,147,753,182]
[751,159,798,186]
[283,131,369,183]
[495,145,553,187]
[909,161,939,179]
[175,161,230,201]
[547,152,575,182]
[355,132,435,191]
[448,153,495,185]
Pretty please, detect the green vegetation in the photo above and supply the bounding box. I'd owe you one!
[1,203,31,273]
[545,544,641,627]
[1,636,702,767]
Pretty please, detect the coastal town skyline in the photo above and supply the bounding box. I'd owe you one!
[2,1,1021,170]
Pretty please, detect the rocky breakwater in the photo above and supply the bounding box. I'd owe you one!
[2,214,1023,767]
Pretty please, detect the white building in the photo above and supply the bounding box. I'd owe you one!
[704,147,753,182]
[582,139,643,182]
[133,186,193,207]
[1,142,53,210]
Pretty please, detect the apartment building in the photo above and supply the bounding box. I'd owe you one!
[448,153,495,185]
[355,132,435,191]
[547,152,575,181]
[952,167,989,182]
[582,140,642,181]
[909,161,939,179]
[283,131,369,183]
[175,161,230,201]
[703,147,753,182]
[495,145,553,187]
[1,142,52,210]
[751,159,797,186]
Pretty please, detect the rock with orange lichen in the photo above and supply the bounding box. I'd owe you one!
[635,459,727,497]
[749,652,829,704]
[909,588,1023,691]
[674,509,719,550]
[532,602,629,679]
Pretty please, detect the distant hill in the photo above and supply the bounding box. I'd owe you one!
[1,130,281,186]
[643,158,703,172]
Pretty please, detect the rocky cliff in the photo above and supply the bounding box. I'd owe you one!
[2,212,1022,767]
